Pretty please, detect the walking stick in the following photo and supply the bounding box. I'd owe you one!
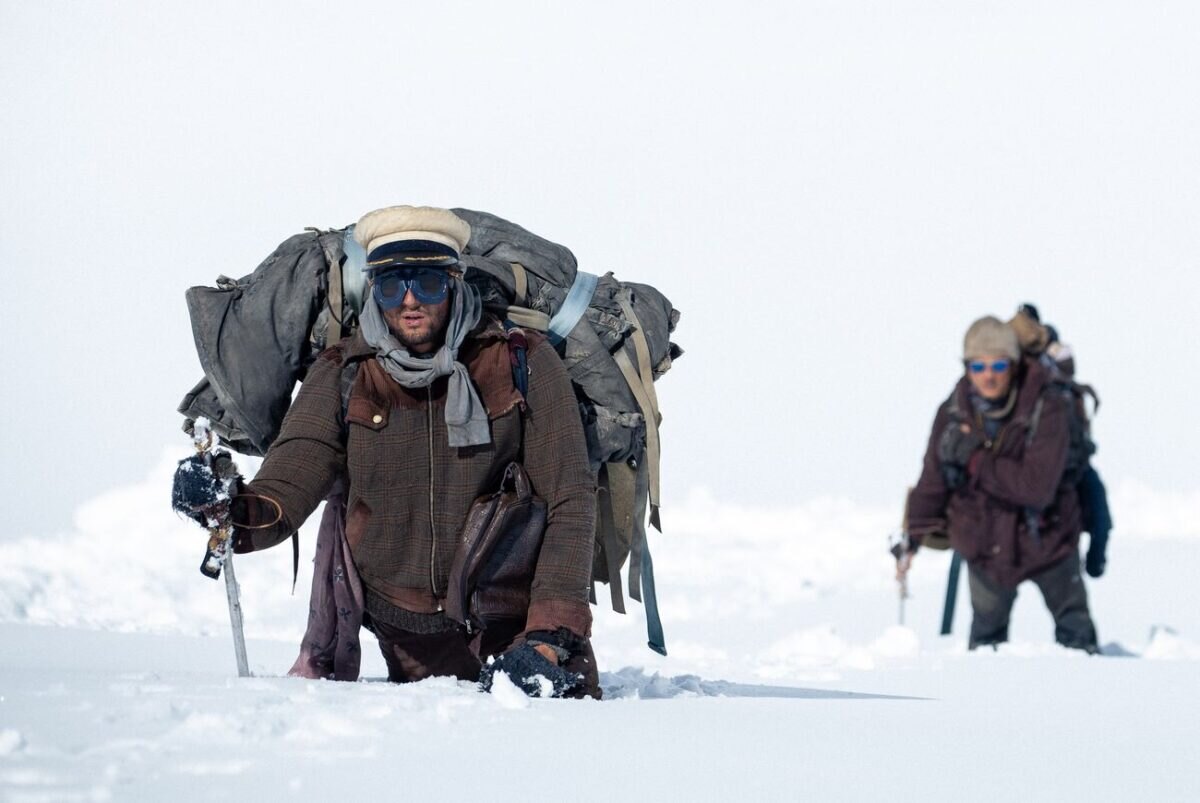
[193,419,251,678]
[890,530,911,627]
[939,551,963,636]
[889,491,912,627]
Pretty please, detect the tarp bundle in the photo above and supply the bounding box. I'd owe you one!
[178,210,681,648]
[178,228,348,457]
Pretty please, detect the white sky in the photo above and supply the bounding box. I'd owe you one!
[2,1,1198,540]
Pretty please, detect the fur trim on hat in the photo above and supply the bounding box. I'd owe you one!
[354,206,471,256]
[963,315,1020,361]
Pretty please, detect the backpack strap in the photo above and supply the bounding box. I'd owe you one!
[338,359,360,434]
[613,290,663,532]
[611,290,668,655]
[504,263,554,331]
[596,463,628,615]
[944,388,964,425]
[1026,395,1047,447]
[502,322,530,399]
[1073,380,1100,414]
[319,233,345,344]
[511,262,528,306]
[547,271,599,345]
[291,524,300,594]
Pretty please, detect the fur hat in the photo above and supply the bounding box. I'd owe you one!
[354,206,472,270]
[963,316,1020,361]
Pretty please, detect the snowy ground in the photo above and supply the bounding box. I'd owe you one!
[3,454,1199,801]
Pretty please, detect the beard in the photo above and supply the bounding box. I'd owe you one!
[382,297,452,353]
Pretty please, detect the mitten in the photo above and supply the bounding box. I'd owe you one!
[172,450,240,525]
[938,423,984,489]
[479,642,582,698]
[1085,531,1108,579]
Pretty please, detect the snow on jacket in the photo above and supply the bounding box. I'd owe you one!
[232,318,597,638]
[906,357,1083,588]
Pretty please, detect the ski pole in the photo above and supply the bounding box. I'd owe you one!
[939,551,963,636]
[889,529,911,626]
[889,490,912,627]
[192,419,251,678]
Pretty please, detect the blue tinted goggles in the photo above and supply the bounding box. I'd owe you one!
[372,268,451,308]
[967,359,1011,374]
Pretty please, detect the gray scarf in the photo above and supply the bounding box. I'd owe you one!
[359,276,490,447]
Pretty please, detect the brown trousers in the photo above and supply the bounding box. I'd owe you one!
[370,616,602,699]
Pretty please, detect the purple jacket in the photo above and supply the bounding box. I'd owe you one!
[907,357,1083,588]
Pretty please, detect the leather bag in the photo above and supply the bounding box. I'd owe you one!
[445,463,547,633]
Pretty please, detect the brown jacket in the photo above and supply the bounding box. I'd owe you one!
[907,357,1083,588]
[235,319,597,638]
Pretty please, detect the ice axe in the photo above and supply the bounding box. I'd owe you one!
[192,419,250,678]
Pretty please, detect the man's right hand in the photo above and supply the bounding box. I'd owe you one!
[938,422,984,490]
[171,451,240,525]
[889,536,915,581]
[939,422,984,466]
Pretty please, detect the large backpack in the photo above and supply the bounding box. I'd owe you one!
[1009,308,1100,489]
[178,210,682,654]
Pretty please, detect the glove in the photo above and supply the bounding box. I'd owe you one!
[524,627,582,664]
[938,423,984,490]
[888,536,914,562]
[171,450,240,526]
[479,642,583,698]
[1085,530,1108,578]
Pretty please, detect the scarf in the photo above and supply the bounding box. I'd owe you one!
[359,276,490,447]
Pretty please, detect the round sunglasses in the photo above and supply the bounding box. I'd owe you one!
[967,359,1011,374]
[372,268,451,308]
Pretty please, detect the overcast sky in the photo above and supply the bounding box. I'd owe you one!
[2,1,1198,541]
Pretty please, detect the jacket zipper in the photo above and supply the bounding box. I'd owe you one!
[427,386,440,605]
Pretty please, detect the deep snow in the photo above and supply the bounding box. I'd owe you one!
[2,454,1199,801]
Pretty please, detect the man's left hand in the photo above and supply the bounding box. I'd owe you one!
[532,644,560,664]
[479,642,582,698]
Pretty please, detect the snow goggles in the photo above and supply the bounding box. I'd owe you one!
[372,268,451,308]
[967,359,1011,374]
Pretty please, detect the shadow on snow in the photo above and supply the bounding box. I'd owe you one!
[599,667,926,701]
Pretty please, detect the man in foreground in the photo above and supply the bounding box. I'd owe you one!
[175,205,600,697]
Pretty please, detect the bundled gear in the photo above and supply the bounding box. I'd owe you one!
[1009,304,1111,577]
[177,209,681,655]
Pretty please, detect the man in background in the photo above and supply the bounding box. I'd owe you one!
[900,316,1099,652]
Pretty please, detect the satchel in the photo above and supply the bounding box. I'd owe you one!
[445,462,547,633]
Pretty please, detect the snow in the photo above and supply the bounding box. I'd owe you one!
[3,3,1199,800]
[3,454,1200,801]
